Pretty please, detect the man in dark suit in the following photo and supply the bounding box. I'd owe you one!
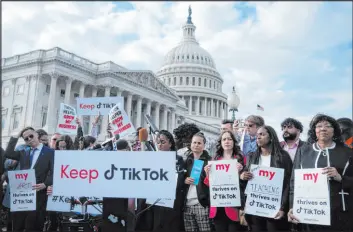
[4,126,54,232]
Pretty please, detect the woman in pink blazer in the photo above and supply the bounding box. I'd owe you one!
[204,130,245,231]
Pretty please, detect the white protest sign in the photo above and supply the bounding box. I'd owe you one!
[47,195,72,212]
[109,103,136,138]
[76,97,124,116]
[8,170,36,212]
[56,103,77,135]
[244,165,284,218]
[209,160,241,207]
[53,151,176,199]
[293,168,330,226]
[146,174,178,208]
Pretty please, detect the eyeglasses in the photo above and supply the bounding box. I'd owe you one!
[24,134,34,142]
[315,125,333,130]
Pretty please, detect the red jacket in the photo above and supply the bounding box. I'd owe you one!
[203,155,245,221]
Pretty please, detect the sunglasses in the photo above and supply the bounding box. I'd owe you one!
[24,134,34,142]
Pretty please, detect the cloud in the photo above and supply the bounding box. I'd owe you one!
[2,1,352,140]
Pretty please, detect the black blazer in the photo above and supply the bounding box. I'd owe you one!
[244,150,293,212]
[4,137,54,188]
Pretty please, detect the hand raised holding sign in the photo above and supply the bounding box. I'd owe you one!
[288,208,300,224]
[204,164,211,177]
[47,186,53,195]
[240,171,253,180]
[322,167,341,182]
[75,117,81,126]
[274,210,285,220]
[93,112,101,125]
[185,177,195,185]
[32,183,46,191]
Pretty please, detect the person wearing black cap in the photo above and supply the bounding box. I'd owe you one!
[101,139,131,232]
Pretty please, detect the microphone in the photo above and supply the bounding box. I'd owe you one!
[138,128,156,151]
[138,128,149,151]
[101,133,120,149]
[144,115,159,135]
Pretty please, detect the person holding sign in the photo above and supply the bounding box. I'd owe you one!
[4,127,54,231]
[183,132,212,232]
[288,114,353,231]
[203,131,245,232]
[150,130,185,232]
[241,125,293,232]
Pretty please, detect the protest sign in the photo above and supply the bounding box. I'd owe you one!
[53,151,176,199]
[47,195,102,213]
[56,103,77,135]
[8,169,36,212]
[47,195,72,212]
[209,160,241,207]
[76,97,124,116]
[190,160,204,185]
[244,165,284,218]
[146,174,178,208]
[109,103,136,138]
[293,168,330,226]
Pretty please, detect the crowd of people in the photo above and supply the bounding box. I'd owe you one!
[0,113,352,232]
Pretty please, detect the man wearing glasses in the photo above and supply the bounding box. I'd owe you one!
[4,126,54,231]
[49,132,61,149]
[239,115,265,157]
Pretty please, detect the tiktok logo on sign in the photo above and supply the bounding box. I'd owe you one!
[59,164,169,183]
[104,164,169,181]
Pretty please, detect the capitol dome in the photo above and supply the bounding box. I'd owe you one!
[156,6,228,126]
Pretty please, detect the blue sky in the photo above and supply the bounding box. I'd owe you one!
[2,1,352,137]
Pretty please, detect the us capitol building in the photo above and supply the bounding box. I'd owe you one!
[1,7,230,149]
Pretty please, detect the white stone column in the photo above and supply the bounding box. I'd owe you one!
[221,102,224,119]
[44,73,58,134]
[153,103,160,129]
[25,75,38,127]
[78,82,86,125]
[203,98,207,116]
[64,78,73,105]
[211,99,214,117]
[19,76,31,129]
[136,96,142,128]
[144,100,152,128]
[126,93,133,119]
[89,86,98,133]
[171,109,176,131]
[99,86,111,140]
[188,96,192,114]
[5,78,17,134]
[225,103,228,119]
[215,99,219,118]
[197,96,200,115]
[116,88,123,97]
[162,106,168,130]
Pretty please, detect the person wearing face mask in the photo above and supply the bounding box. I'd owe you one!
[4,126,54,232]
[241,125,292,232]
[203,131,245,231]
[288,114,353,231]
[183,132,212,232]
[147,130,185,232]
[279,118,307,162]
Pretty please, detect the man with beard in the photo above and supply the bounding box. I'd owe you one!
[337,117,353,149]
[280,118,306,162]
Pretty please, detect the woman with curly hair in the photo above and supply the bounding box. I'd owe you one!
[203,131,245,231]
[173,123,200,161]
[288,114,353,231]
